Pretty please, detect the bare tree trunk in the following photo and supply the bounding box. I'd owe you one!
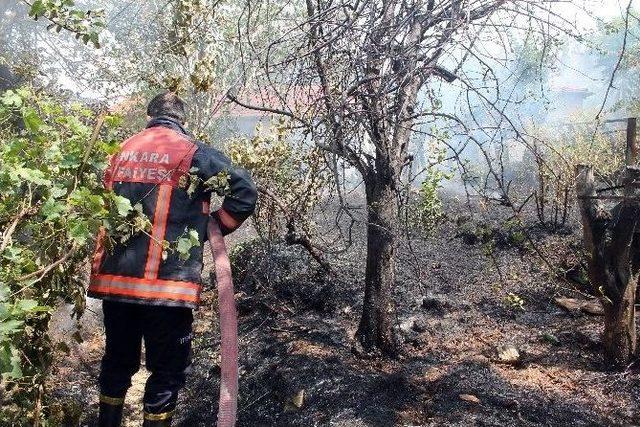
[603,283,637,366]
[355,176,399,357]
[576,164,640,368]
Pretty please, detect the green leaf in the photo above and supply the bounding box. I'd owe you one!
[2,347,23,379]
[0,84,124,413]
[69,220,91,245]
[203,171,231,195]
[187,228,199,244]
[28,0,46,18]
[112,195,133,217]
[104,115,123,128]
[41,198,66,221]
[186,176,199,198]
[16,299,38,312]
[14,300,48,314]
[50,186,67,198]
[1,90,22,107]
[175,229,200,261]
[89,32,100,49]
[2,246,24,262]
[176,238,193,261]
[0,319,23,335]
[70,187,107,215]
[15,166,51,186]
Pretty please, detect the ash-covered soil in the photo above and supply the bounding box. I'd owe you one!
[49,196,640,426]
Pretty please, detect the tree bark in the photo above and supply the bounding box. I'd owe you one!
[603,282,637,366]
[355,175,400,357]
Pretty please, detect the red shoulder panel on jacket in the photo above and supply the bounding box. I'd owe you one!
[106,127,196,187]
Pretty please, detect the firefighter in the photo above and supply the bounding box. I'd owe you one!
[89,92,257,426]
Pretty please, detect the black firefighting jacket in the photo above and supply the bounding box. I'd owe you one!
[88,116,257,308]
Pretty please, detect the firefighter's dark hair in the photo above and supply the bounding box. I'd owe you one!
[146,91,186,124]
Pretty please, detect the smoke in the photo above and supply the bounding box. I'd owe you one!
[408,2,636,196]
[1,0,634,198]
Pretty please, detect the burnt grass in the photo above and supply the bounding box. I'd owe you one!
[49,195,640,426]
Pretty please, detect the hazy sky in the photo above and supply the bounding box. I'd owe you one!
[561,0,628,28]
[48,0,632,101]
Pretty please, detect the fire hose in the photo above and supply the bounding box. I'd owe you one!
[207,218,238,427]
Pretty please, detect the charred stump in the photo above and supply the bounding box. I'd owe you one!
[575,164,640,368]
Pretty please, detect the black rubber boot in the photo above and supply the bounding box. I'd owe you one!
[142,410,174,426]
[98,395,125,427]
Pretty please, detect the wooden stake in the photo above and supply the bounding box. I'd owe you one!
[625,117,637,166]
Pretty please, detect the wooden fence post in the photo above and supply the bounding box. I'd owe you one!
[625,117,637,166]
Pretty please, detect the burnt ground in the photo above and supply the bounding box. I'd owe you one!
[48,196,640,426]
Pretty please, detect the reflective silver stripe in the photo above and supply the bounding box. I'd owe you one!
[87,292,198,308]
[144,410,175,421]
[91,278,199,296]
[100,394,125,405]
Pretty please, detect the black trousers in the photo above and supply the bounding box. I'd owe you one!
[99,300,194,414]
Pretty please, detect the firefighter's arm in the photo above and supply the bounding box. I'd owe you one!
[192,144,257,235]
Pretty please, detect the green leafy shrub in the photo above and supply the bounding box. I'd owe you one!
[413,166,450,235]
[0,86,208,424]
[407,142,451,235]
[0,87,125,424]
[27,0,106,48]
[226,120,329,241]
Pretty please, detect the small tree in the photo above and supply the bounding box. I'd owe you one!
[231,0,573,356]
